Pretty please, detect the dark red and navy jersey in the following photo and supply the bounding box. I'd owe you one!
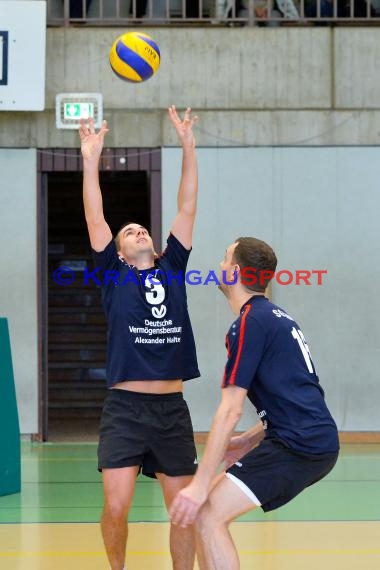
[223,295,339,454]
[92,233,200,387]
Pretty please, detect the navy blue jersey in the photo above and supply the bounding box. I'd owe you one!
[92,233,200,387]
[223,295,339,454]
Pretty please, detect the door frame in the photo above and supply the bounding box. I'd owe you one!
[37,147,162,440]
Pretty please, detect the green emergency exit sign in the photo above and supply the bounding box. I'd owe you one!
[56,93,103,129]
[63,102,94,120]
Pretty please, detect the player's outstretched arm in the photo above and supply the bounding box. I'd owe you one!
[79,118,112,252]
[168,105,199,250]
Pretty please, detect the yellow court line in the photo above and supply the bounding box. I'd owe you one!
[238,549,380,555]
[0,552,105,557]
[129,549,380,556]
[1,548,380,557]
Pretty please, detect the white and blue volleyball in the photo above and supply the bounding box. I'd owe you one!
[109,31,160,83]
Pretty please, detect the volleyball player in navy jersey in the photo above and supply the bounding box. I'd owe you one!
[170,237,339,570]
[79,106,200,570]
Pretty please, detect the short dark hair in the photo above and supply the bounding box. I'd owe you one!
[233,237,277,293]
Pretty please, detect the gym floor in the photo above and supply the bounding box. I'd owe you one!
[0,442,379,569]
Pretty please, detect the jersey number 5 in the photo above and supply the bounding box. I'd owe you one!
[291,327,314,373]
[145,275,165,306]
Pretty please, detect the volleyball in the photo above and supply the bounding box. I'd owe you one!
[109,32,160,83]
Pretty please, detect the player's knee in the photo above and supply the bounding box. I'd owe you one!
[195,501,215,536]
[102,499,130,521]
[197,497,235,536]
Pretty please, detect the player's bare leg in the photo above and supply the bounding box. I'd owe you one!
[195,475,256,570]
[101,466,139,570]
[157,473,196,569]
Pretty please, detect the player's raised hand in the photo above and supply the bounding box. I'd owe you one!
[79,118,109,161]
[168,105,198,149]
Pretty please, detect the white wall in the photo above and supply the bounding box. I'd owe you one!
[1,146,379,434]
[163,146,380,431]
[0,150,38,434]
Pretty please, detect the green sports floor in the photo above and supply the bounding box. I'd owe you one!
[0,442,379,569]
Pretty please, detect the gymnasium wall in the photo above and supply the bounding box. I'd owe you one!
[163,147,380,432]
[1,28,380,148]
[0,150,39,434]
[1,25,380,434]
[0,145,378,433]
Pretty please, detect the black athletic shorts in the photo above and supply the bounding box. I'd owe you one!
[97,389,198,479]
[226,437,339,512]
